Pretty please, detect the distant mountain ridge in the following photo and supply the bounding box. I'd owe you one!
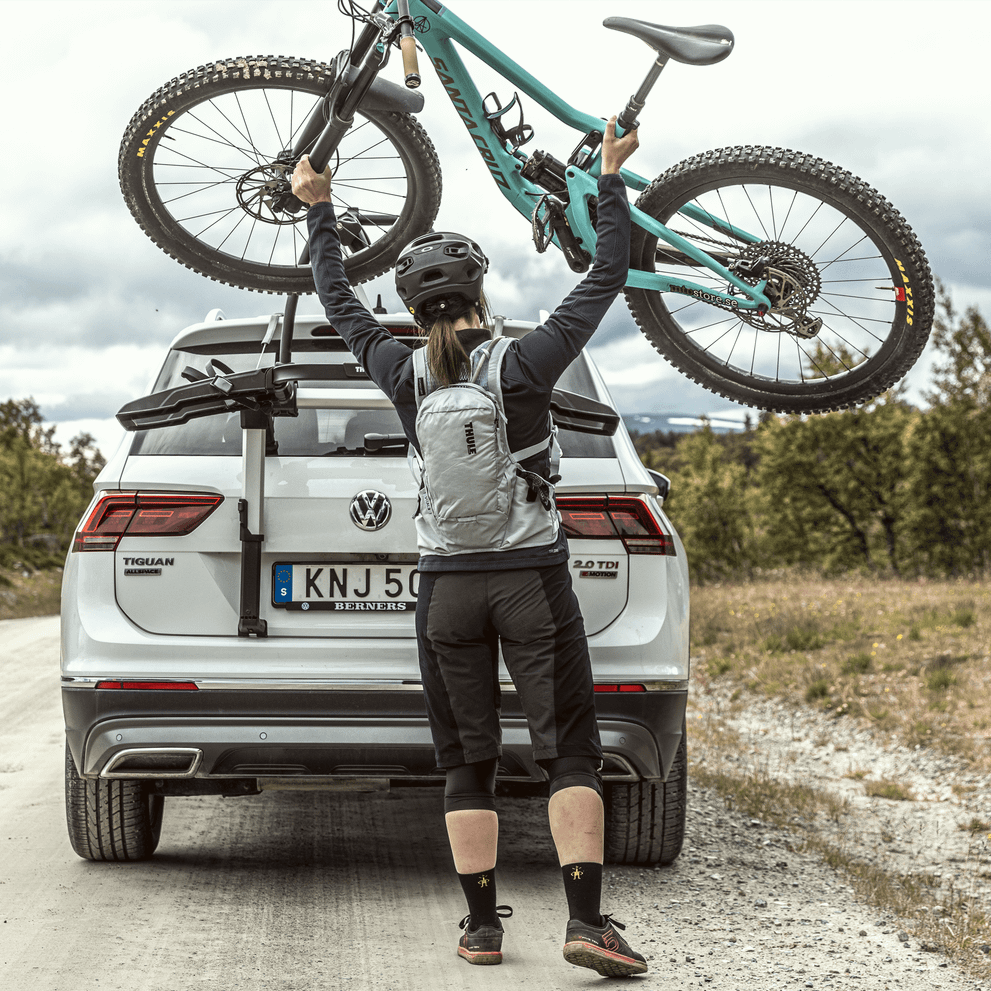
[622,412,750,435]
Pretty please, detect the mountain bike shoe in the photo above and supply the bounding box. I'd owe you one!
[457,905,513,965]
[563,915,648,977]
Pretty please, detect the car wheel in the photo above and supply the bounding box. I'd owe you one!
[603,722,687,866]
[64,742,164,861]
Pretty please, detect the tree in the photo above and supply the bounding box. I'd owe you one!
[926,280,991,408]
[899,283,991,574]
[753,395,914,574]
[0,397,105,561]
[663,425,759,582]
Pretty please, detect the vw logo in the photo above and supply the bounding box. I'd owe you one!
[349,490,392,532]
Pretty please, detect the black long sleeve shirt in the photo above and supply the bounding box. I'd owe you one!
[306,172,631,570]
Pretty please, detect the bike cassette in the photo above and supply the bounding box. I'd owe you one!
[731,241,823,339]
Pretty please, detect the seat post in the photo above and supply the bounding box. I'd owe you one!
[617,57,667,133]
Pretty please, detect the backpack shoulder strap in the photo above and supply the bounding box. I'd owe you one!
[472,336,514,407]
[411,345,434,410]
[473,336,552,463]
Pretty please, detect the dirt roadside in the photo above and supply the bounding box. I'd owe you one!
[687,671,991,987]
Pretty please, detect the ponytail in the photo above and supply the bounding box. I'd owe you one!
[426,315,470,386]
[420,291,493,387]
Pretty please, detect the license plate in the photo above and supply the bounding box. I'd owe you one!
[273,563,418,611]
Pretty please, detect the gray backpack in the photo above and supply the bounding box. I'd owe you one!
[410,336,560,557]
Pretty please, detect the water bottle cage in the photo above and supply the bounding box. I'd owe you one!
[483,91,534,153]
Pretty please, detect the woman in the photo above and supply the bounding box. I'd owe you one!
[292,117,643,977]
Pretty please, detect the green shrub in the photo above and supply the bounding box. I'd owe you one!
[842,652,872,675]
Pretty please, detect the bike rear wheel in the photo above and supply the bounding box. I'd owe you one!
[626,146,934,412]
[119,55,442,294]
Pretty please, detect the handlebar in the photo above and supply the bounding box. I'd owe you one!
[396,0,421,88]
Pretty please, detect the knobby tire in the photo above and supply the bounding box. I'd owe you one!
[119,55,443,294]
[626,146,934,412]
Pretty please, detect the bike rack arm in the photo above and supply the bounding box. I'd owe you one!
[115,364,363,432]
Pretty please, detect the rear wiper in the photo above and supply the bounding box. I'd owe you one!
[363,433,408,453]
[318,434,409,457]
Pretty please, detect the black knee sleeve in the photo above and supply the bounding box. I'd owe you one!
[544,755,603,798]
[444,758,499,814]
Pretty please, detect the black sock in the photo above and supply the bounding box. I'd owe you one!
[561,862,603,926]
[457,869,498,927]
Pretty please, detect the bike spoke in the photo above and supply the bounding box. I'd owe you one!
[142,84,419,272]
[644,174,908,387]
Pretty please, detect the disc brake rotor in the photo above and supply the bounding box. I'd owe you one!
[235,163,305,225]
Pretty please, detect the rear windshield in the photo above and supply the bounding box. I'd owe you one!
[130,342,615,458]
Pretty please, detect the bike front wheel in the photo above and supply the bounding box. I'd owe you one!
[119,56,442,294]
[626,146,934,413]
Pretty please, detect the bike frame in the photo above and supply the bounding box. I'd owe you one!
[378,0,771,312]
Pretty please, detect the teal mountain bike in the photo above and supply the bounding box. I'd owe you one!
[119,0,934,413]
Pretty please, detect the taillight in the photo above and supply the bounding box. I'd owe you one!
[556,497,676,556]
[594,684,646,693]
[72,492,223,552]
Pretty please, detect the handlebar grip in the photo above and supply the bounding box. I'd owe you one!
[400,36,421,88]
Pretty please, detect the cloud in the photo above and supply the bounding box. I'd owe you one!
[2,0,988,445]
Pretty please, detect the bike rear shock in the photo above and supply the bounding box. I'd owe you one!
[520,150,568,194]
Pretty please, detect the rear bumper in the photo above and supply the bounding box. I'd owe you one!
[62,685,687,785]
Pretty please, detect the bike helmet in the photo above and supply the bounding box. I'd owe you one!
[395,231,489,327]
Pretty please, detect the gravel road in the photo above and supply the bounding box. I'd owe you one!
[0,616,985,989]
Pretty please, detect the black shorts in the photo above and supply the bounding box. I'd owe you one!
[415,562,602,768]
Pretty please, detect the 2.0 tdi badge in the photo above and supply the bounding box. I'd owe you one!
[349,490,392,531]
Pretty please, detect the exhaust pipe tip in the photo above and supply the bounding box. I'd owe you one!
[101,748,202,779]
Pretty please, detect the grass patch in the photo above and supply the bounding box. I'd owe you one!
[959,817,991,835]
[927,668,958,692]
[0,567,62,621]
[864,778,914,801]
[706,657,733,678]
[689,574,991,767]
[953,605,977,628]
[842,652,872,674]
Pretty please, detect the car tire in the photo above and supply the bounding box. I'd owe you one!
[64,742,164,861]
[603,723,687,866]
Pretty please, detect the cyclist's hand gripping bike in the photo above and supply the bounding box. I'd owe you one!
[119,0,934,413]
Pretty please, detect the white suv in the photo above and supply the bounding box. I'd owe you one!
[61,308,690,865]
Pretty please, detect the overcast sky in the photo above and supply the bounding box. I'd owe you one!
[1,0,989,457]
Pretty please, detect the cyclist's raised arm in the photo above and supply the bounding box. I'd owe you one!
[294,157,413,399]
[514,119,636,389]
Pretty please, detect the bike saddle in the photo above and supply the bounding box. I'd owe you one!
[603,18,734,66]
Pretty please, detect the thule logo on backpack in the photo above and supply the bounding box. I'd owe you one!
[464,421,477,455]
